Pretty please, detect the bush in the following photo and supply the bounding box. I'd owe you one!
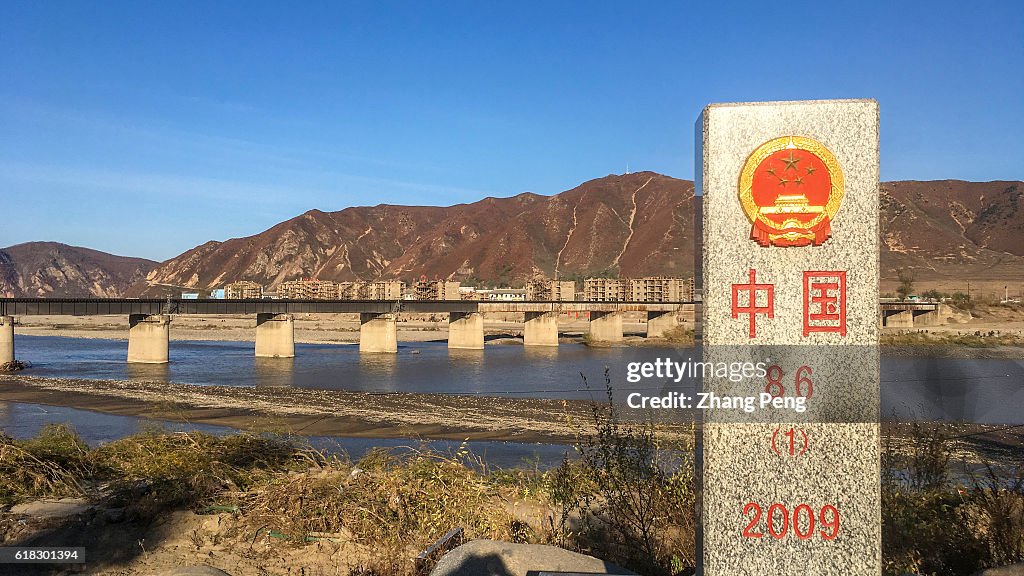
[549,370,696,575]
[91,430,302,514]
[965,465,1024,568]
[882,422,1024,575]
[0,360,29,372]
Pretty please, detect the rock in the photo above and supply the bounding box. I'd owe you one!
[975,564,1024,576]
[429,540,635,576]
[9,498,93,519]
[159,567,232,576]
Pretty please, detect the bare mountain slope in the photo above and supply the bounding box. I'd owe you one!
[880,180,1024,280]
[129,175,1023,296]
[130,172,697,295]
[0,242,156,297]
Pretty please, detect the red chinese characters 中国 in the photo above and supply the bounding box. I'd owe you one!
[803,271,846,336]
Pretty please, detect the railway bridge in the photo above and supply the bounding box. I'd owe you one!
[878,301,947,328]
[0,298,691,364]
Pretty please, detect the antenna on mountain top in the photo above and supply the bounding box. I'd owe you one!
[626,163,630,175]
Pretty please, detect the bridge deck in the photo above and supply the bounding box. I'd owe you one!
[0,298,693,316]
[879,302,939,311]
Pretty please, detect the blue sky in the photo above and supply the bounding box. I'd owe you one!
[2,1,1022,261]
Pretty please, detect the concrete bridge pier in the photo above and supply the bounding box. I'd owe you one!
[523,311,559,347]
[448,311,484,350]
[589,311,623,342]
[256,313,295,358]
[882,309,914,328]
[646,310,679,338]
[127,314,170,364]
[1,316,14,365]
[360,312,398,353]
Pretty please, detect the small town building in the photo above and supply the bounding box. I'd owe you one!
[487,288,527,301]
[224,280,263,299]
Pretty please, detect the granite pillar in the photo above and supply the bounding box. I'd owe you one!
[697,99,880,574]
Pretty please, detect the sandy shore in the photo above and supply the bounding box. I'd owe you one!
[881,344,1024,359]
[0,374,691,445]
[1,373,1019,470]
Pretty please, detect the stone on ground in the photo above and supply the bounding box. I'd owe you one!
[429,539,635,576]
[9,498,93,519]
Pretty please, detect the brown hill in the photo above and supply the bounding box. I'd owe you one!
[0,242,156,298]
[128,174,1023,296]
[130,172,696,295]
[880,180,1024,281]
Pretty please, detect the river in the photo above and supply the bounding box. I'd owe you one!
[2,335,1022,451]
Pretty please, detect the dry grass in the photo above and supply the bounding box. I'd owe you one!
[244,445,535,573]
[659,325,695,345]
[882,422,1024,575]
[91,429,308,516]
[3,418,1021,576]
[0,426,86,506]
[0,426,554,574]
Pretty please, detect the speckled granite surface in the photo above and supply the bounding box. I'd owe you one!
[697,99,880,574]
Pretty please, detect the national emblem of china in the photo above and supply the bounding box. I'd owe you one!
[738,135,844,247]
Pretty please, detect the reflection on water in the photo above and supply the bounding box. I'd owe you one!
[358,351,400,375]
[14,335,695,399]
[126,362,170,381]
[446,348,486,364]
[522,346,560,361]
[6,335,1024,424]
[254,357,296,387]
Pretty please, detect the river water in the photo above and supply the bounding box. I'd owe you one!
[2,335,1022,452]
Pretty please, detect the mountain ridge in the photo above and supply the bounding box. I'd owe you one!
[2,174,1020,298]
[128,173,1023,297]
[0,242,157,298]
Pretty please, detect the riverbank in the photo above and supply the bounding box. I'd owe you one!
[0,374,689,446]
[1,418,1021,575]
[0,426,569,575]
[882,343,1024,359]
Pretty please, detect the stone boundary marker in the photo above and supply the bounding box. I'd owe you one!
[696,100,880,573]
